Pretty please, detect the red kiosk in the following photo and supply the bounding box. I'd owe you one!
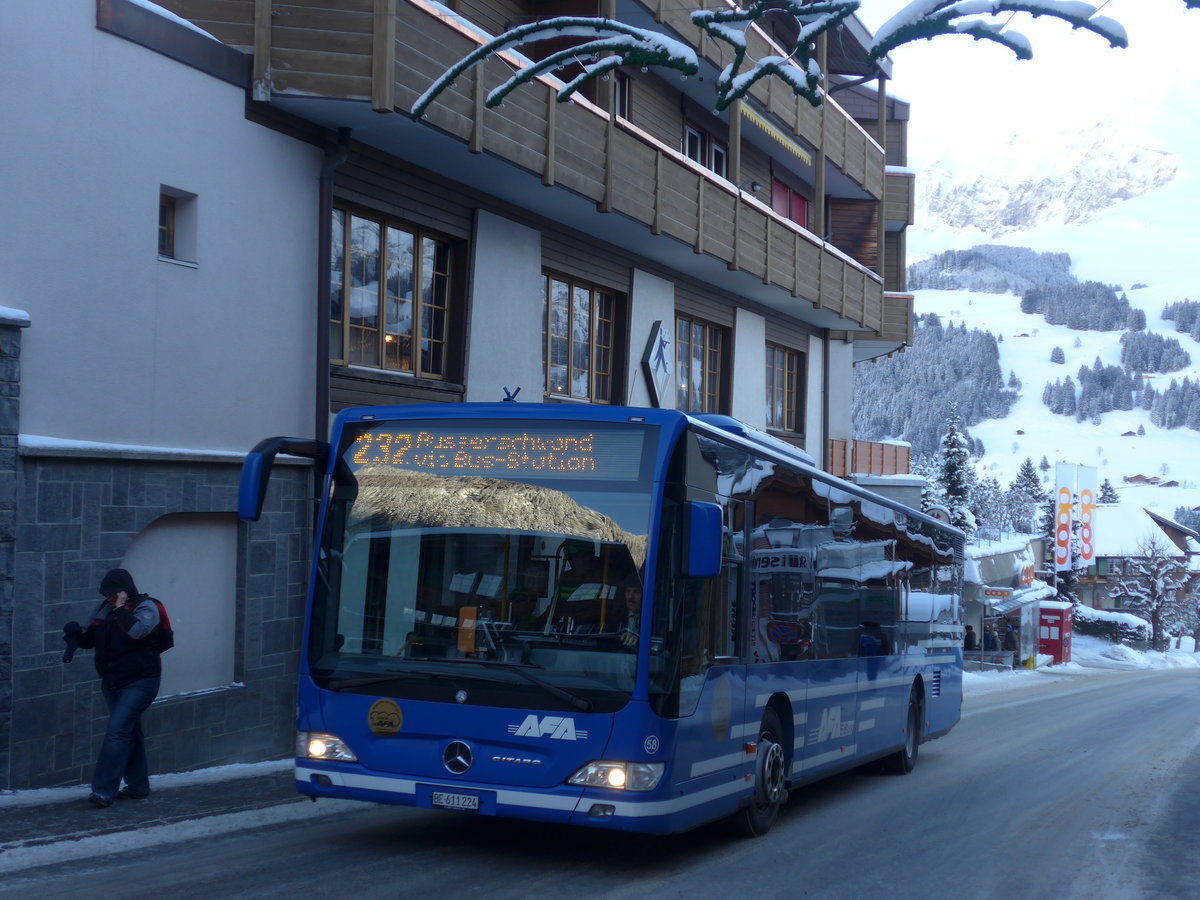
[1037,600,1073,664]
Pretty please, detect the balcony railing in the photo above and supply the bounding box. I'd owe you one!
[155,0,897,335]
[826,439,911,479]
[884,168,915,227]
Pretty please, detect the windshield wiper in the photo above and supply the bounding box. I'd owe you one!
[324,671,435,691]
[437,658,593,712]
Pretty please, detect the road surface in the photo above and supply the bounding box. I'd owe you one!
[4,668,1197,899]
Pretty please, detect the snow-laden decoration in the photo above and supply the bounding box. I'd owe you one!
[691,1,860,111]
[869,1,1128,63]
[410,17,698,120]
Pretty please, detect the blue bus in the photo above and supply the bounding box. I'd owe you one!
[239,403,963,836]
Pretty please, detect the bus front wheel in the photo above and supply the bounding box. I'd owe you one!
[884,687,921,775]
[738,707,787,837]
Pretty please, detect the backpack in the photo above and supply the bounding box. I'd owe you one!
[146,597,175,653]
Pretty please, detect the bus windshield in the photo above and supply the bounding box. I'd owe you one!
[307,418,656,713]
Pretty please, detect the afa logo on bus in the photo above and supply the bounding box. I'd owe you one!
[509,715,589,741]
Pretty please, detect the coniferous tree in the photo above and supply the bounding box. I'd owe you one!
[1098,478,1120,504]
[935,406,976,534]
[1050,346,1065,364]
[1173,506,1200,532]
[1007,458,1046,533]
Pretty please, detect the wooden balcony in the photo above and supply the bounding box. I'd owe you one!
[826,438,911,479]
[884,168,915,227]
[157,0,896,334]
[650,0,885,199]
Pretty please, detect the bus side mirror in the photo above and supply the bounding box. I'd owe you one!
[683,501,723,578]
[238,436,329,521]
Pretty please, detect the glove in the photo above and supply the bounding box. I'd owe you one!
[62,622,82,663]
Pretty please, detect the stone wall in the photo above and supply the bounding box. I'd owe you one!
[4,447,311,791]
[0,312,29,791]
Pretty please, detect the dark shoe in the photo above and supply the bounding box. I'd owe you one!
[118,787,149,800]
[87,792,113,808]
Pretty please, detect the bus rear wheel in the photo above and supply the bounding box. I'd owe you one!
[738,707,787,837]
[884,687,921,775]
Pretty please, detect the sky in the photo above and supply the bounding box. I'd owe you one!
[858,0,1200,172]
[854,1,1200,281]
[850,2,1200,557]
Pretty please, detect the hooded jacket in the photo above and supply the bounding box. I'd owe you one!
[76,568,162,690]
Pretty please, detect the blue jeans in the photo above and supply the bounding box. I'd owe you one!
[92,676,160,800]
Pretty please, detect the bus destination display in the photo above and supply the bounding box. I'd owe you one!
[345,421,647,481]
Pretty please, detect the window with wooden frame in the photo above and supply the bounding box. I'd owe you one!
[676,315,726,413]
[330,207,453,379]
[613,71,631,119]
[771,179,808,229]
[683,123,728,180]
[542,274,618,403]
[765,342,805,434]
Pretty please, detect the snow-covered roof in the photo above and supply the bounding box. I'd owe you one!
[988,579,1056,614]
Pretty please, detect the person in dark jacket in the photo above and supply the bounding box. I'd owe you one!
[1002,624,1018,652]
[68,568,162,808]
[963,624,978,651]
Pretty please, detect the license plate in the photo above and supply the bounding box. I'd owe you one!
[432,790,480,812]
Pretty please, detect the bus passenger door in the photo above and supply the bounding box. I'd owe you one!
[796,583,859,778]
[668,502,750,822]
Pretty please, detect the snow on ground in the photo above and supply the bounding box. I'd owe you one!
[963,633,1199,697]
[914,282,1200,556]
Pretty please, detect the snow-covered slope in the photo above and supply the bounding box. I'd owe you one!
[911,278,1200,557]
[920,123,1178,238]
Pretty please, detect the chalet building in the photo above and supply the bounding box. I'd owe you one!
[0,0,917,789]
[1075,509,1199,613]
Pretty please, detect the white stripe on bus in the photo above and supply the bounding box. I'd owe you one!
[690,750,751,778]
[298,765,582,811]
[858,697,885,711]
[599,777,749,818]
[792,745,858,773]
[857,718,875,732]
[755,688,805,707]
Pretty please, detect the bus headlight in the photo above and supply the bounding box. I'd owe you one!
[568,761,664,792]
[297,731,358,762]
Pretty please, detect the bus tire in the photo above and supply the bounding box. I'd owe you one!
[738,707,787,837]
[884,687,921,775]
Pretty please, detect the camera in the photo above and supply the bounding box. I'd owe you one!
[62,621,82,663]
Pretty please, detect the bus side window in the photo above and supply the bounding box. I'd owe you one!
[676,562,736,716]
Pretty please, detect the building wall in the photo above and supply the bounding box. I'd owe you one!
[0,316,28,790]
[9,450,309,790]
[732,309,766,425]
[465,211,544,404]
[626,270,677,409]
[0,1,321,451]
[0,2,317,790]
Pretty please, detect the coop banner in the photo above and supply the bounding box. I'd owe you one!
[1077,465,1098,564]
[1055,463,1075,573]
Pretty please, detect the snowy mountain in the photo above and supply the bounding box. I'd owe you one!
[920,123,1179,238]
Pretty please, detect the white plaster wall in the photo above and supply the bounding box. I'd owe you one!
[626,269,676,409]
[464,210,543,403]
[0,2,321,450]
[121,512,237,697]
[731,308,766,427]
[825,338,855,441]
[805,336,826,452]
